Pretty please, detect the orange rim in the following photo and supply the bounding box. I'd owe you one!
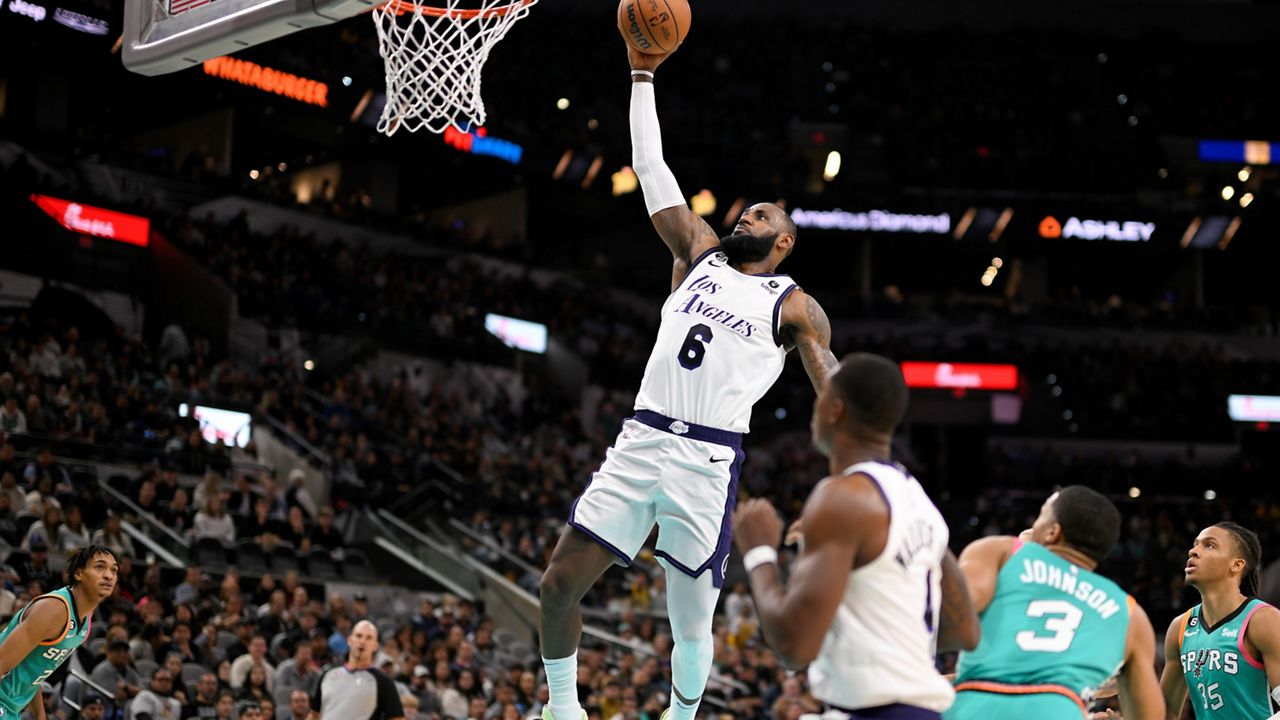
[381,0,533,17]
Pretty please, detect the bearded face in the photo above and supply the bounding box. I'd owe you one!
[719,230,778,264]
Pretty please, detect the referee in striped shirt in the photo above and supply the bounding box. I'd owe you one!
[310,620,405,720]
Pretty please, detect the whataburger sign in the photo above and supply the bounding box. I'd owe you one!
[900,362,1019,391]
[30,194,150,247]
[1039,215,1155,242]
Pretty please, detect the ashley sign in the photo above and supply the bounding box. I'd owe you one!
[30,194,150,246]
[1040,215,1155,242]
[901,362,1019,391]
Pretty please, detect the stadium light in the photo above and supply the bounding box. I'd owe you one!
[823,151,842,182]
[1240,193,1254,208]
[1238,167,1251,182]
[1221,186,1235,201]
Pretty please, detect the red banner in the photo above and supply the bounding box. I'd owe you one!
[900,362,1019,391]
[31,195,150,247]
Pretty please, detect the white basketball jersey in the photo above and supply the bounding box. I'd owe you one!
[807,461,955,712]
[633,249,797,432]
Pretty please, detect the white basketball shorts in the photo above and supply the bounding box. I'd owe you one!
[569,409,744,588]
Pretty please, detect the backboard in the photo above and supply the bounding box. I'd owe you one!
[122,0,378,76]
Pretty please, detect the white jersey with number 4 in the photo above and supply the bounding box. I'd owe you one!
[633,248,797,433]
[808,460,956,713]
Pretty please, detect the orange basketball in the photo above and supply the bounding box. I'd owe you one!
[617,0,691,55]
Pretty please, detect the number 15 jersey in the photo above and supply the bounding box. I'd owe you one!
[633,248,797,433]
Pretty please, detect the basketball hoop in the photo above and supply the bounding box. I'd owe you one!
[373,0,537,136]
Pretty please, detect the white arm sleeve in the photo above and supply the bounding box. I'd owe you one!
[630,81,687,216]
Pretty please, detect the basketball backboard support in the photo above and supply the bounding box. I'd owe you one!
[122,0,378,76]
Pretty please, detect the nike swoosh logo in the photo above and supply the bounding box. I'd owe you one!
[709,457,730,463]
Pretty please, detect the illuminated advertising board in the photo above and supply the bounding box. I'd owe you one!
[1227,395,1280,422]
[1039,215,1155,242]
[791,208,951,235]
[485,313,548,354]
[30,194,150,246]
[901,362,1019,391]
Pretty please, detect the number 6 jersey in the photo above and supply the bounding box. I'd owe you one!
[633,248,797,433]
[953,540,1132,710]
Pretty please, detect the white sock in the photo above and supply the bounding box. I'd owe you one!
[542,652,581,720]
[669,693,700,720]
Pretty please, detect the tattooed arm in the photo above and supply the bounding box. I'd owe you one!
[780,290,839,394]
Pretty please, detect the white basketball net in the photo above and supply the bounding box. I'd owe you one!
[373,0,537,136]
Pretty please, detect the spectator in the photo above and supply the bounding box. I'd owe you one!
[273,644,318,702]
[281,507,309,552]
[80,693,107,720]
[21,504,64,552]
[59,504,92,551]
[0,396,26,434]
[130,668,183,720]
[230,635,275,692]
[23,446,70,489]
[184,672,222,719]
[194,472,223,512]
[236,702,262,720]
[285,468,317,520]
[0,469,26,513]
[284,690,311,720]
[167,621,206,666]
[213,691,237,720]
[17,541,55,587]
[194,495,236,545]
[91,511,135,559]
[308,507,342,553]
[237,665,271,704]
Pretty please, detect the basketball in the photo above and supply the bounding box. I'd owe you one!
[617,0,691,55]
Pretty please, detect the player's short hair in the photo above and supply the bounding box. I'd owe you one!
[831,353,909,436]
[778,206,798,242]
[65,544,118,588]
[1050,486,1121,562]
[1213,521,1263,597]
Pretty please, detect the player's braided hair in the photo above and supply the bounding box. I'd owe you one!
[64,544,118,588]
[1213,522,1262,597]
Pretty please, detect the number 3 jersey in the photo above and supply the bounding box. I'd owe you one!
[633,248,797,433]
[954,541,1132,703]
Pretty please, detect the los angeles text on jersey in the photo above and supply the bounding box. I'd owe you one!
[675,275,757,338]
[1017,558,1124,619]
[1181,648,1242,678]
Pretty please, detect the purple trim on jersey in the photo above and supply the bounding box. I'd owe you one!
[567,482,636,566]
[826,703,941,720]
[752,272,790,278]
[686,246,724,277]
[632,410,743,449]
[653,447,744,590]
[771,283,799,347]
[854,469,892,523]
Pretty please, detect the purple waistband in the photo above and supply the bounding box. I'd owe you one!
[826,703,942,720]
[632,410,743,449]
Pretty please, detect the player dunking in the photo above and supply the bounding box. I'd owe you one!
[733,353,982,720]
[536,42,839,720]
[946,488,1164,720]
[1160,522,1280,720]
[0,545,118,720]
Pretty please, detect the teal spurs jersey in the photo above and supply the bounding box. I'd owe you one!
[1177,599,1275,720]
[0,587,92,715]
[949,541,1132,719]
